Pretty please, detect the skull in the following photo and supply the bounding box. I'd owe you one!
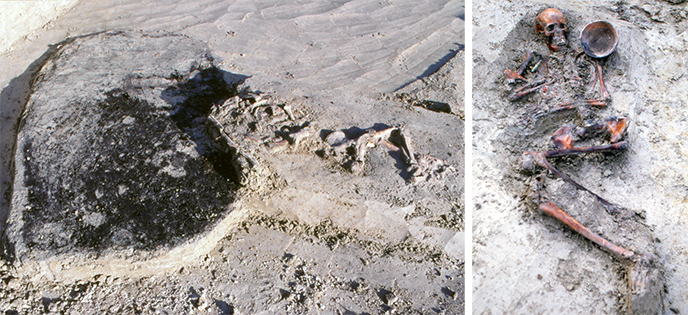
[536,8,568,52]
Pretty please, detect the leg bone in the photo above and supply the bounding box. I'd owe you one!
[538,200,635,259]
[523,141,628,212]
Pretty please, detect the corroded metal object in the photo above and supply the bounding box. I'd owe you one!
[536,8,568,51]
[581,21,619,58]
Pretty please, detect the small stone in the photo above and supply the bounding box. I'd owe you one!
[121,116,136,125]
[188,287,201,307]
[443,287,458,300]
[378,289,397,305]
[325,131,348,147]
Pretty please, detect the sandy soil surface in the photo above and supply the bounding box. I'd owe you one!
[0,1,464,314]
[473,0,688,314]
[0,1,80,55]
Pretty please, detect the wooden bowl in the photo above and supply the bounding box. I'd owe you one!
[581,21,619,58]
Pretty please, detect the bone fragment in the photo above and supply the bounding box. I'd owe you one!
[538,201,635,259]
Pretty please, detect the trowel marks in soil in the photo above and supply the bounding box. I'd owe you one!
[5,31,249,261]
[491,9,662,314]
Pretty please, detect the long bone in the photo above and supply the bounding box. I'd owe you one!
[357,127,416,165]
[539,200,635,259]
[523,141,628,213]
[540,141,628,158]
[529,172,636,260]
[528,134,660,311]
[509,79,551,101]
[550,99,606,113]
[504,51,549,84]
[533,175,658,307]
[596,60,611,100]
[505,51,535,83]
[573,53,611,101]
[552,118,628,147]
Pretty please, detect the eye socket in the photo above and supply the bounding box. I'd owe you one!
[546,24,555,32]
[559,23,566,29]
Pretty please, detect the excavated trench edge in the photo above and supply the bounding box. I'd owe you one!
[14,204,250,281]
[1,33,265,276]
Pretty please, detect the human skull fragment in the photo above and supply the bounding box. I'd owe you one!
[536,8,568,51]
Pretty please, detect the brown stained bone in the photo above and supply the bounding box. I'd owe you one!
[587,57,599,91]
[509,79,549,101]
[504,69,526,84]
[576,121,607,139]
[545,118,627,157]
[606,116,627,142]
[536,8,568,52]
[504,52,549,85]
[522,141,628,213]
[531,172,663,312]
[529,174,635,259]
[596,60,611,100]
[573,118,629,142]
[541,141,628,158]
[551,124,575,149]
[504,52,535,84]
[520,13,661,310]
[550,99,606,113]
[538,201,635,259]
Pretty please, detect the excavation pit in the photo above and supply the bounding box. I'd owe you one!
[4,32,254,262]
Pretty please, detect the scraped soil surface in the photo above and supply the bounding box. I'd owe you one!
[473,0,688,314]
[0,1,464,314]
